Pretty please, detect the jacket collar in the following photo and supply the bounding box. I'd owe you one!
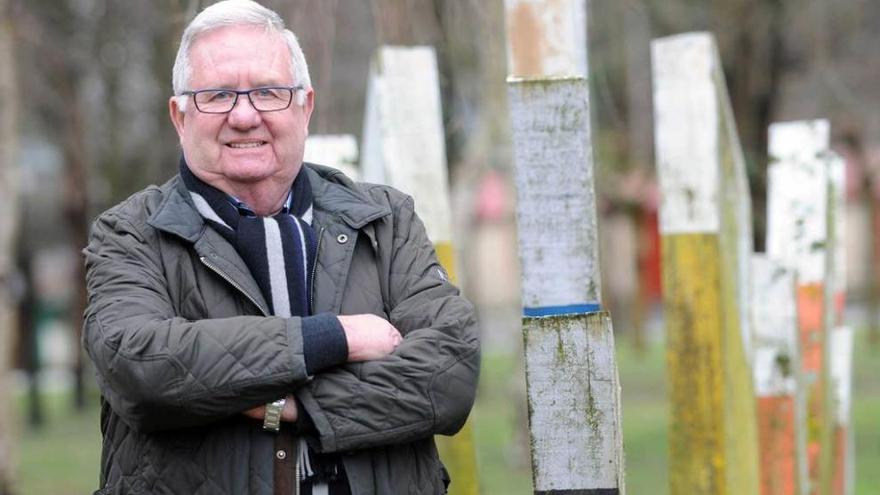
[147,162,391,241]
[304,163,391,228]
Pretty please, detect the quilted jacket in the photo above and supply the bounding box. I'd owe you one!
[82,164,480,494]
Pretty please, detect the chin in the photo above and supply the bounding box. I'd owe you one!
[222,162,279,183]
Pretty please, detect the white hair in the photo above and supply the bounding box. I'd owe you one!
[172,0,310,111]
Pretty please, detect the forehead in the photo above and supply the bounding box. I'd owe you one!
[188,25,293,86]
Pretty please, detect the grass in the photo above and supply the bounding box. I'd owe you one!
[9,330,880,494]
[471,329,880,494]
[13,390,102,495]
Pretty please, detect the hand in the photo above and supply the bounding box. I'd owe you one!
[337,314,403,362]
[242,395,298,422]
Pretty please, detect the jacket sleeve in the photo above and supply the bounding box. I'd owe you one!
[296,194,480,453]
[83,207,311,433]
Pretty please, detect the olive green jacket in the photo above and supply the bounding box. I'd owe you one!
[83,164,480,494]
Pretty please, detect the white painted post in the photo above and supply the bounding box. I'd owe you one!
[829,325,853,495]
[304,134,360,180]
[751,255,807,495]
[360,46,452,248]
[508,76,625,494]
[652,32,759,495]
[766,119,835,495]
[827,152,853,495]
[505,4,623,492]
[504,0,588,77]
[359,45,479,495]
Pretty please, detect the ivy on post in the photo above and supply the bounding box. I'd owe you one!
[505,3,625,494]
[651,32,760,495]
[360,45,480,495]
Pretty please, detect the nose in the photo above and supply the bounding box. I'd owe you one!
[226,94,262,129]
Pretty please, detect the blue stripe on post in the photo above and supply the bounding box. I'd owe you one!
[523,303,602,317]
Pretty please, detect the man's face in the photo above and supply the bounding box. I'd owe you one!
[169,25,314,194]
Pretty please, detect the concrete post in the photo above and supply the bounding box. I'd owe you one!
[304,134,360,180]
[827,153,852,495]
[651,32,760,495]
[508,75,625,495]
[505,5,625,492]
[360,45,479,495]
[751,255,807,495]
[504,0,588,78]
[829,326,853,495]
[766,119,835,495]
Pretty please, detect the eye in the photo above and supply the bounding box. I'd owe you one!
[209,90,236,101]
[253,88,281,99]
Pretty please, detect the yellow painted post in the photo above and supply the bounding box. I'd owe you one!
[766,120,838,495]
[652,32,760,495]
[360,46,480,495]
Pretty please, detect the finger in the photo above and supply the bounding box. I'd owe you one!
[242,407,265,420]
[281,395,298,422]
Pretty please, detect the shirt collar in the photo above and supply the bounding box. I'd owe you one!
[227,191,293,217]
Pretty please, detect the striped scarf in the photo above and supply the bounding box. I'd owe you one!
[180,159,317,318]
[180,160,350,494]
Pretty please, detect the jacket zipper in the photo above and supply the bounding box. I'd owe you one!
[199,256,269,317]
[200,256,303,493]
[308,226,325,313]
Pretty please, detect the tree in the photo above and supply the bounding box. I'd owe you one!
[0,0,19,490]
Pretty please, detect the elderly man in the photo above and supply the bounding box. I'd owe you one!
[82,1,479,494]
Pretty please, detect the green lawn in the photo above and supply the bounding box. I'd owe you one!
[11,330,880,494]
[471,330,880,494]
[14,390,102,495]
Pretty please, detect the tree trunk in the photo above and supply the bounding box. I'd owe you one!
[370,0,443,46]
[59,75,89,411]
[0,0,20,491]
[16,242,41,429]
[840,128,880,349]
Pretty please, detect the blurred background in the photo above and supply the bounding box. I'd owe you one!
[0,0,879,494]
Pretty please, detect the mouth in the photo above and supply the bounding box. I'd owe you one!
[226,140,267,149]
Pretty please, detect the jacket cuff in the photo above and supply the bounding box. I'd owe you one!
[301,313,348,374]
[292,395,317,435]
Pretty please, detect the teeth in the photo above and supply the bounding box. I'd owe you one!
[228,141,264,149]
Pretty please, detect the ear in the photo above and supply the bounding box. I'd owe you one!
[169,96,187,139]
[300,88,315,137]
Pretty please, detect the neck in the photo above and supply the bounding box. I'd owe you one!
[222,180,291,216]
[183,164,301,217]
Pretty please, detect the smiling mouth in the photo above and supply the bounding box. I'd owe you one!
[226,141,267,149]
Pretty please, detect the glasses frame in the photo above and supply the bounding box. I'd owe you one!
[180,85,304,114]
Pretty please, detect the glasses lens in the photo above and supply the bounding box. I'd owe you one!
[250,87,292,111]
[194,90,237,113]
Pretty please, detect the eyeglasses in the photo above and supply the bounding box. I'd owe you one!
[181,86,303,114]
